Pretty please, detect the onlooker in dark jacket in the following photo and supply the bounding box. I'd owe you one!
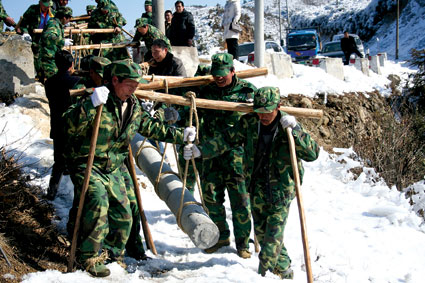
[164,9,172,39]
[148,39,187,77]
[44,50,81,200]
[169,1,195,47]
[340,31,363,65]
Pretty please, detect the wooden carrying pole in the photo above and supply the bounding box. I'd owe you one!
[67,105,103,272]
[65,42,137,51]
[134,90,323,119]
[70,68,267,95]
[71,15,91,21]
[286,127,313,283]
[127,146,158,255]
[34,28,115,34]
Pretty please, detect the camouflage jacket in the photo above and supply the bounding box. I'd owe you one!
[20,4,55,41]
[88,8,126,44]
[0,1,9,32]
[141,12,153,25]
[38,18,65,79]
[133,24,171,52]
[63,85,185,173]
[199,110,320,195]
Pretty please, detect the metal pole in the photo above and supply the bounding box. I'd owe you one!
[278,0,283,47]
[286,0,290,28]
[395,0,399,60]
[254,0,265,67]
[153,0,165,33]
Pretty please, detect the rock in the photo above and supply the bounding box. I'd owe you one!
[300,97,313,109]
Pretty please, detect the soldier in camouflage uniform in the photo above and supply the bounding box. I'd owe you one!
[184,86,320,279]
[88,1,129,61]
[18,1,55,80]
[63,60,195,277]
[132,17,172,62]
[76,56,112,89]
[141,0,153,25]
[86,5,96,16]
[38,6,73,82]
[180,53,256,258]
[0,1,16,32]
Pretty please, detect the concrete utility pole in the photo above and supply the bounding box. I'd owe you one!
[153,0,165,33]
[395,0,399,60]
[254,0,265,67]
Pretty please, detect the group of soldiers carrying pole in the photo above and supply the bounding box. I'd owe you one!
[1,1,321,281]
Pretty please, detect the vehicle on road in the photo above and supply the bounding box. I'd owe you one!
[286,28,321,63]
[320,41,344,58]
[238,41,284,64]
[247,41,285,64]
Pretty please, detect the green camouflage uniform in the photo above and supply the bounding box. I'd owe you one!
[141,0,153,25]
[88,4,128,61]
[0,1,13,32]
[64,60,186,265]
[198,87,320,277]
[19,3,55,78]
[38,7,72,80]
[185,53,256,251]
[133,18,171,62]
[75,56,111,89]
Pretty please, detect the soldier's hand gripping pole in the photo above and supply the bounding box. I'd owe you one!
[67,105,103,272]
[127,146,158,255]
[286,127,313,283]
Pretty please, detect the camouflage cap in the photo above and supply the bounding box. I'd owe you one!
[86,5,96,12]
[109,60,148,84]
[89,57,112,78]
[56,6,73,17]
[211,53,234,77]
[40,0,53,7]
[253,87,281,113]
[135,17,150,28]
[145,0,153,6]
[97,0,110,9]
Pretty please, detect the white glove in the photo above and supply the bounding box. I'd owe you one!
[64,38,73,47]
[22,33,32,42]
[183,144,201,160]
[141,100,155,115]
[91,86,109,107]
[280,115,297,129]
[183,126,196,142]
[164,107,179,123]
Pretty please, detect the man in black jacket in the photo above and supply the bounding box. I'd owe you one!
[44,50,81,200]
[148,39,187,76]
[169,1,195,47]
[340,31,363,65]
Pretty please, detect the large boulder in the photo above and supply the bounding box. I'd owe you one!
[0,35,36,102]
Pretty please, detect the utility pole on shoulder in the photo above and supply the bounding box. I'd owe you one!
[395,0,399,60]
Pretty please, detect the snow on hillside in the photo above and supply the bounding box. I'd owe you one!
[191,0,424,61]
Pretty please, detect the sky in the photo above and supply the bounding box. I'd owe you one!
[1,59,425,282]
[1,0,225,30]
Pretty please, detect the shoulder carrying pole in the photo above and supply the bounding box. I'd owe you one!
[127,146,158,255]
[286,127,313,283]
[67,105,103,272]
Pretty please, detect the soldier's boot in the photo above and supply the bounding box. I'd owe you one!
[46,166,63,200]
[272,266,294,280]
[126,247,151,261]
[86,262,111,277]
[204,238,230,254]
[237,249,251,259]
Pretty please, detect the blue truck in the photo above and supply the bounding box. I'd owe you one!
[286,28,321,63]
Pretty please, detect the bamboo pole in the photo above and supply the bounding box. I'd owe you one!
[286,127,313,283]
[71,15,91,22]
[133,90,323,119]
[34,28,115,34]
[127,146,158,255]
[67,105,103,272]
[65,42,137,51]
[69,89,322,119]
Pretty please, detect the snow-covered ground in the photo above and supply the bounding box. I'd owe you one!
[1,55,424,282]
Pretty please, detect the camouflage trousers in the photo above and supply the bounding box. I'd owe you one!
[67,164,139,262]
[202,156,252,250]
[251,181,295,274]
[31,44,41,80]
